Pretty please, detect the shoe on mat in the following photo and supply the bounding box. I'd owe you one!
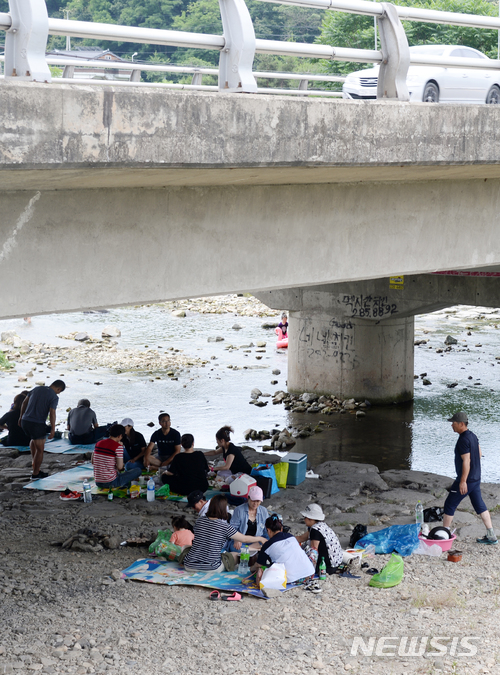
[476,535,498,545]
[304,581,322,594]
[31,470,49,481]
[60,489,81,501]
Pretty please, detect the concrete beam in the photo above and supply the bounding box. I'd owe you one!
[255,274,500,320]
[3,184,500,319]
[2,82,500,188]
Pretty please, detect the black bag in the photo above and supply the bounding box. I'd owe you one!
[349,524,368,548]
[423,507,444,523]
[254,475,273,500]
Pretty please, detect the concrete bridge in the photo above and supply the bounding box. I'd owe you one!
[2,81,500,401]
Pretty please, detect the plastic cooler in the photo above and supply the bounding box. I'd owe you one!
[229,474,256,497]
[282,452,307,486]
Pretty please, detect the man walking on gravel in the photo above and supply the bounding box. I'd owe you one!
[19,380,66,481]
[443,412,497,545]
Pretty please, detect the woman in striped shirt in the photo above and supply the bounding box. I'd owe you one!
[183,495,267,572]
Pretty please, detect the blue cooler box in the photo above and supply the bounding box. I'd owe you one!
[283,452,307,486]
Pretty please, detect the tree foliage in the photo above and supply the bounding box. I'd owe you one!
[317,0,499,74]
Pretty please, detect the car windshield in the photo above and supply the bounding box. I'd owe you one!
[409,46,447,56]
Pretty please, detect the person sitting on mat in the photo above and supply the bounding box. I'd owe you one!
[0,393,31,447]
[143,413,181,469]
[67,399,108,445]
[121,418,147,470]
[253,513,317,590]
[92,423,142,489]
[169,516,195,547]
[295,503,343,574]
[226,485,269,553]
[182,495,266,572]
[161,433,209,495]
[205,425,252,477]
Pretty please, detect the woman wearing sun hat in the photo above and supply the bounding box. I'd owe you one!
[121,418,148,470]
[226,485,269,552]
[296,503,343,574]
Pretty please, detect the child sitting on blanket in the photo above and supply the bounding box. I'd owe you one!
[170,516,195,547]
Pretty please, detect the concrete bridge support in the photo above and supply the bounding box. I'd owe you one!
[287,312,414,403]
[256,274,500,404]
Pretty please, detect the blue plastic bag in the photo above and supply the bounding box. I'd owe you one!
[355,523,420,557]
[251,464,280,495]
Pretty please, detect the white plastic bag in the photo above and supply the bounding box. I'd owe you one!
[259,563,287,591]
[412,540,442,557]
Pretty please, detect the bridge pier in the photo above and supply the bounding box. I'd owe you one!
[255,273,500,404]
[287,312,414,404]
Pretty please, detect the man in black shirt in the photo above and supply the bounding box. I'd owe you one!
[443,412,497,545]
[144,413,181,469]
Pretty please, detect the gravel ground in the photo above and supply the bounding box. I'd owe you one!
[1,450,500,675]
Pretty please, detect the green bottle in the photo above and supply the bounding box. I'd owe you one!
[319,557,326,581]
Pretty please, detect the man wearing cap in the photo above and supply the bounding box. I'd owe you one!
[443,412,497,545]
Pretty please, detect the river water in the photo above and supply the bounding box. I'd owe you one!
[1,303,500,482]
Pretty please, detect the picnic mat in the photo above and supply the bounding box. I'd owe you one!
[121,558,300,599]
[3,438,94,454]
[23,462,97,493]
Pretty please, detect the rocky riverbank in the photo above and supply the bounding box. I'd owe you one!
[1,444,499,675]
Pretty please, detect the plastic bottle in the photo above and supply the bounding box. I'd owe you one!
[319,557,326,580]
[362,544,376,558]
[147,477,156,502]
[415,500,424,532]
[238,545,250,575]
[82,479,92,503]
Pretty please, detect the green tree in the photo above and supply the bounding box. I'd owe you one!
[317,0,499,75]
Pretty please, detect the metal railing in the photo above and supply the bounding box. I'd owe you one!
[1,0,500,100]
[0,53,345,96]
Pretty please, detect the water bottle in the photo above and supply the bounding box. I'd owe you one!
[147,477,156,502]
[238,545,250,575]
[415,500,424,533]
[319,557,326,581]
[82,479,92,503]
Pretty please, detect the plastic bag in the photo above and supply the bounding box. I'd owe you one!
[149,529,173,554]
[155,484,170,498]
[156,541,183,562]
[350,524,368,548]
[423,506,444,523]
[355,524,420,557]
[413,540,442,557]
[369,554,404,588]
[251,465,280,495]
[259,563,287,591]
[274,462,289,489]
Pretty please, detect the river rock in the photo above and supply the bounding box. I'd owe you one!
[261,321,279,329]
[272,369,281,375]
[207,337,224,342]
[74,332,89,342]
[301,393,318,403]
[1,330,17,342]
[256,341,266,348]
[232,324,242,330]
[102,325,122,337]
[444,335,458,345]
[171,311,186,318]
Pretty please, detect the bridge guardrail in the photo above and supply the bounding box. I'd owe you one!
[1,0,500,100]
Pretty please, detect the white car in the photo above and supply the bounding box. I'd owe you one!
[342,44,500,104]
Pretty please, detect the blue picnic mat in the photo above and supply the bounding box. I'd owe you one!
[23,462,96,492]
[121,558,300,599]
[2,438,94,454]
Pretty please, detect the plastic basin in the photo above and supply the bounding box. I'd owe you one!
[419,534,456,552]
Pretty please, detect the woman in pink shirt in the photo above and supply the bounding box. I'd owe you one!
[170,516,195,547]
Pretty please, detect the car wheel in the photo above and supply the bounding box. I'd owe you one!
[486,85,500,104]
[423,82,439,103]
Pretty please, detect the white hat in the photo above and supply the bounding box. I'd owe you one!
[121,418,134,427]
[300,503,325,521]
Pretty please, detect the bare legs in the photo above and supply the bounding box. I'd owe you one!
[30,438,45,476]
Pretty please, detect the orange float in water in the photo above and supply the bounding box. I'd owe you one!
[275,326,288,349]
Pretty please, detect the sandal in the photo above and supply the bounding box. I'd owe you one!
[304,581,322,594]
[209,590,220,601]
[221,592,241,601]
